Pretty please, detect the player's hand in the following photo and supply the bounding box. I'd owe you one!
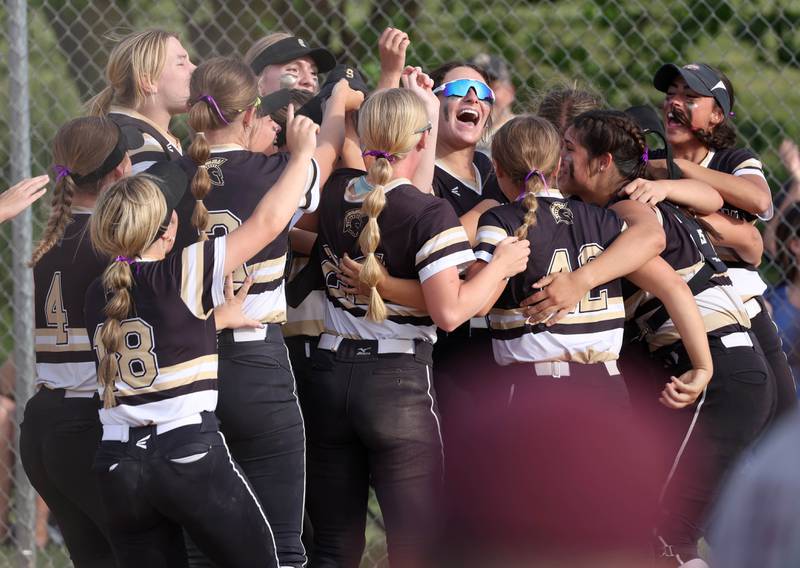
[491,237,530,279]
[401,66,439,121]
[0,175,49,223]
[214,275,263,331]
[619,178,669,207]
[520,271,590,326]
[285,104,319,159]
[658,368,712,409]
[330,79,365,112]
[378,27,410,82]
[338,253,388,296]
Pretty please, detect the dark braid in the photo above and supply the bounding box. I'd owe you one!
[573,110,648,183]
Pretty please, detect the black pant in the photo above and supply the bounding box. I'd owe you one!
[305,342,443,568]
[19,389,115,568]
[751,295,798,419]
[215,328,306,568]
[285,334,319,558]
[93,412,279,568]
[649,333,776,563]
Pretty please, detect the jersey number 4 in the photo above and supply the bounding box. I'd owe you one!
[546,244,609,313]
[45,272,69,345]
[93,319,159,390]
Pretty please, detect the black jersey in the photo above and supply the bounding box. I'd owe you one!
[85,238,227,427]
[177,145,319,340]
[699,147,771,222]
[432,151,508,216]
[699,147,770,300]
[33,210,108,392]
[475,190,626,365]
[625,203,749,350]
[109,107,182,174]
[317,168,475,342]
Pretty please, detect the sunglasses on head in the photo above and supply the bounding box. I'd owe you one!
[433,79,495,103]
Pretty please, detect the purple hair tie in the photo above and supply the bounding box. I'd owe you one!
[729,111,735,118]
[517,169,548,201]
[114,255,140,274]
[642,145,649,165]
[361,150,396,163]
[198,94,230,126]
[53,165,72,181]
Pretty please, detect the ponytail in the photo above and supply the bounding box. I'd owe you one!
[359,156,392,322]
[98,260,134,408]
[514,172,546,239]
[187,131,211,240]
[86,86,115,117]
[29,175,77,266]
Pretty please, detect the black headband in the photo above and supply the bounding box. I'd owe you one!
[72,125,144,185]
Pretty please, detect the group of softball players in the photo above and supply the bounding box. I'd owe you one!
[7,22,793,568]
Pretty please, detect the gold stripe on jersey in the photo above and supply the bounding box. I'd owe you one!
[415,226,471,265]
[489,298,625,330]
[645,309,750,350]
[475,226,509,246]
[34,328,91,352]
[248,254,287,285]
[114,354,218,398]
[327,286,429,318]
[181,244,206,319]
[733,158,763,172]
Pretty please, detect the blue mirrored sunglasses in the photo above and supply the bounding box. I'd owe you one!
[433,79,495,103]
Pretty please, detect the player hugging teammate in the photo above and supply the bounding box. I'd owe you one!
[7,23,790,568]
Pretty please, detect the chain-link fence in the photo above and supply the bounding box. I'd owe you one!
[2,0,800,565]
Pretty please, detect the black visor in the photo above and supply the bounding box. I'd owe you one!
[143,161,189,237]
[72,125,144,186]
[250,36,336,76]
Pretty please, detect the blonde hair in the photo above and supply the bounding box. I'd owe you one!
[491,115,561,238]
[244,32,293,70]
[30,117,120,266]
[87,29,178,116]
[356,88,430,322]
[89,175,166,408]
[187,57,258,239]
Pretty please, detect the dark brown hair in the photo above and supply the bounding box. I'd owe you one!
[573,110,648,185]
[30,117,120,266]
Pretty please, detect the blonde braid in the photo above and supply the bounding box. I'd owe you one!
[98,261,134,408]
[359,156,393,322]
[515,173,545,239]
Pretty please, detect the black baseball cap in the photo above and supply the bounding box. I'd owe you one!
[250,36,336,76]
[653,63,732,117]
[298,64,370,125]
[144,161,188,231]
[72,125,144,185]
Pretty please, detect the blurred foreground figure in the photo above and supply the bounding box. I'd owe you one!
[710,411,800,568]
[437,375,667,568]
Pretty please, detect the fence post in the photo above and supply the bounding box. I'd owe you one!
[7,0,38,565]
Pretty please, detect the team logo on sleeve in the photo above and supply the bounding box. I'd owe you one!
[203,157,228,187]
[550,201,574,225]
[343,209,368,238]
